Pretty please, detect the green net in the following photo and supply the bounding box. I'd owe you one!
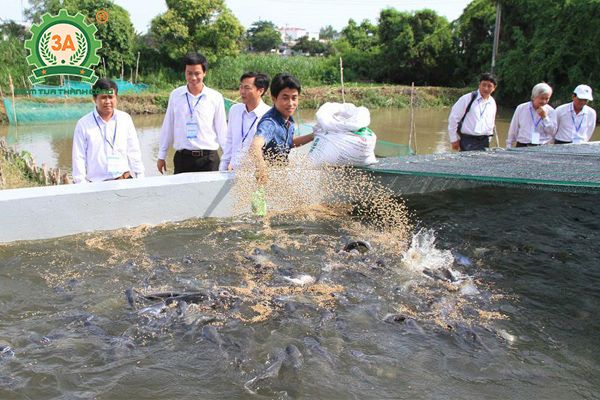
[4,97,238,125]
[3,97,91,124]
[367,144,600,192]
[374,139,414,157]
[224,98,236,114]
[30,79,149,98]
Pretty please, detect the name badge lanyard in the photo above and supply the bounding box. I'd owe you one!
[94,114,118,152]
[571,105,585,134]
[185,93,203,120]
[241,115,258,144]
[474,99,489,133]
[529,104,543,131]
[284,120,293,149]
[477,99,489,120]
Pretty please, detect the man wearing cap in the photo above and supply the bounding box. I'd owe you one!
[554,85,597,144]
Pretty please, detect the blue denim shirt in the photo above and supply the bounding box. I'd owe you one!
[255,107,295,160]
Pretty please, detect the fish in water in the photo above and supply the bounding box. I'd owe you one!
[422,267,461,283]
[283,274,316,286]
[244,344,304,393]
[125,288,212,316]
[270,243,288,257]
[138,302,167,317]
[343,240,372,254]
[452,251,473,267]
[125,288,137,309]
[140,291,208,305]
[201,325,224,347]
[176,300,188,317]
[303,336,335,366]
[284,344,304,372]
[0,345,14,358]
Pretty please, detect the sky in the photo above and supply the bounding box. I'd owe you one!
[1,0,473,34]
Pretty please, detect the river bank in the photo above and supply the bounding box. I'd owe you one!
[0,84,466,124]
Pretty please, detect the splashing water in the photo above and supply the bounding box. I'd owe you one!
[401,228,454,273]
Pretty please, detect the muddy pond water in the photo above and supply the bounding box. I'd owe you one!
[0,107,599,399]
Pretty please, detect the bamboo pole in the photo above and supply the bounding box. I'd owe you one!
[8,74,18,126]
[409,82,417,154]
[135,51,140,83]
[339,57,345,104]
[21,76,30,98]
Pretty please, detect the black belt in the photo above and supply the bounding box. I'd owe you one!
[460,133,492,139]
[176,149,215,157]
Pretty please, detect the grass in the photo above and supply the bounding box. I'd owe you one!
[207,54,338,90]
[221,83,464,110]
[0,154,41,189]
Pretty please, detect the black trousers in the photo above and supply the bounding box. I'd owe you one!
[516,142,539,147]
[459,134,490,151]
[173,150,220,174]
[554,139,572,145]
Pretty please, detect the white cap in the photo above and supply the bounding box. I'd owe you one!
[573,84,593,101]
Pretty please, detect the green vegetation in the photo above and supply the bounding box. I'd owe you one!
[149,0,243,66]
[207,54,338,90]
[0,147,41,189]
[218,84,463,110]
[246,21,282,52]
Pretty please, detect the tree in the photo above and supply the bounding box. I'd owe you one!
[339,19,378,52]
[292,36,331,56]
[319,25,337,41]
[25,0,62,23]
[378,8,457,85]
[0,21,28,40]
[453,0,497,86]
[492,0,597,104]
[150,0,244,65]
[246,20,282,52]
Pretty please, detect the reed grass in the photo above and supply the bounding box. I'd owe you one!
[207,54,338,89]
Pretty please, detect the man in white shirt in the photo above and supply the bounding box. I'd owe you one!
[448,73,498,151]
[506,82,557,148]
[72,78,145,183]
[157,52,227,174]
[219,72,271,171]
[554,84,597,144]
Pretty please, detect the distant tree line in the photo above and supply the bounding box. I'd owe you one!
[3,0,600,105]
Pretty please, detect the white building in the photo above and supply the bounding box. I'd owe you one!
[277,26,319,43]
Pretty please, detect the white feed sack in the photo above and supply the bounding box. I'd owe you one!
[308,102,378,166]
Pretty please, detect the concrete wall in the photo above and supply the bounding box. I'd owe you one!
[0,172,240,244]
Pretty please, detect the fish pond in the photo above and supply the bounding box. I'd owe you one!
[0,186,598,399]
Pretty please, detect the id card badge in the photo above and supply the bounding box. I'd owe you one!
[474,119,485,134]
[531,130,540,145]
[186,121,199,139]
[107,154,123,174]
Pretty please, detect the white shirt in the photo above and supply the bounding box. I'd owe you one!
[506,102,557,147]
[448,90,497,142]
[554,102,597,143]
[158,84,227,160]
[72,109,145,183]
[219,101,270,171]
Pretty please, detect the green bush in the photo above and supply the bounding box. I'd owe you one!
[207,54,339,90]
